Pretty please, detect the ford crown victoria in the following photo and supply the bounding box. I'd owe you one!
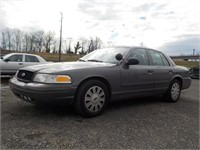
[9,47,191,117]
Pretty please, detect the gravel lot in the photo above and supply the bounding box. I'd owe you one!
[1,78,199,149]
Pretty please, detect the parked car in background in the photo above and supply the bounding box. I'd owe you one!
[9,47,191,117]
[189,66,199,79]
[1,53,47,75]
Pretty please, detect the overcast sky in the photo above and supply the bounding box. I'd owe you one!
[1,0,200,55]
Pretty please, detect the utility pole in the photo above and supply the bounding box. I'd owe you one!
[193,49,195,56]
[58,12,63,62]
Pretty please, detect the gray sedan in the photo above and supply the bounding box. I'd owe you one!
[1,53,47,75]
[9,47,191,117]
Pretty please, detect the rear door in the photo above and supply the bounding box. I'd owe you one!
[24,55,40,67]
[147,49,173,92]
[120,48,155,97]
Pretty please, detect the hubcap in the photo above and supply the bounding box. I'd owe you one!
[84,86,105,112]
[171,82,180,100]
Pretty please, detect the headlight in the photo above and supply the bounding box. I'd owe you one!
[33,74,72,83]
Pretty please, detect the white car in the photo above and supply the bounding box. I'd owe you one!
[0,53,47,75]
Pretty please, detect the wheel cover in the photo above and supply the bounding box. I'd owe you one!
[84,86,105,112]
[171,82,180,100]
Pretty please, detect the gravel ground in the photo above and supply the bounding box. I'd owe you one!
[1,78,199,149]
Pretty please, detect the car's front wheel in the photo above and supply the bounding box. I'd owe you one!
[74,79,109,117]
[164,79,181,102]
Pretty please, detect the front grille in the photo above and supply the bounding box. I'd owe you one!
[17,70,34,82]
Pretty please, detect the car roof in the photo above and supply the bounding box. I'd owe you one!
[114,46,155,50]
[114,46,168,53]
[7,53,40,57]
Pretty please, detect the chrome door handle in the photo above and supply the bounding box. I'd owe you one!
[19,63,23,65]
[147,70,154,75]
[169,70,173,74]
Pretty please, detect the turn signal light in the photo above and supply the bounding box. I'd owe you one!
[56,75,71,83]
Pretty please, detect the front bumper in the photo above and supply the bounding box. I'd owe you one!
[182,77,192,90]
[9,77,76,104]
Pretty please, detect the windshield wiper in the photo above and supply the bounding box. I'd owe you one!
[87,59,103,62]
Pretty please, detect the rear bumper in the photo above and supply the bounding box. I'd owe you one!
[182,77,192,90]
[9,77,76,104]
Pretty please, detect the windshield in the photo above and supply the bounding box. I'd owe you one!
[1,53,13,60]
[80,47,128,64]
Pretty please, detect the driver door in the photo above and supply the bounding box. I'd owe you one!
[3,54,24,74]
[120,48,155,97]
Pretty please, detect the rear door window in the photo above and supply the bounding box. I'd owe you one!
[160,53,170,66]
[149,50,164,66]
[25,55,39,62]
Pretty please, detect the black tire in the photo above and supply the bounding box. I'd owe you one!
[74,79,109,117]
[164,79,181,102]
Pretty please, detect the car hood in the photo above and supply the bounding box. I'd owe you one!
[22,61,116,73]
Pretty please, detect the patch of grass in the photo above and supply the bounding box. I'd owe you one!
[174,61,199,68]
[32,52,82,62]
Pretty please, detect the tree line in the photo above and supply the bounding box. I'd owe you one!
[0,27,105,54]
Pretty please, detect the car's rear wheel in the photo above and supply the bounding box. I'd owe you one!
[164,79,181,102]
[74,79,109,117]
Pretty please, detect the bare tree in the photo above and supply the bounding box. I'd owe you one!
[22,30,45,52]
[74,41,81,54]
[52,39,59,53]
[23,33,30,52]
[1,30,7,49]
[29,32,36,52]
[79,37,87,54]
[13,29,23,51]
[44,31,55,53]
[0,26,105,54]
[5,28,13,50]
[34,30,44,52]
[87,37,103,53]
[87,38,94,53]
[94,36,102,50]
[66,38,73,54]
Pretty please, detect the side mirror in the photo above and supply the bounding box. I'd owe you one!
[126,58,139,65]
[4,58,10,62]
[115,53,123,61]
